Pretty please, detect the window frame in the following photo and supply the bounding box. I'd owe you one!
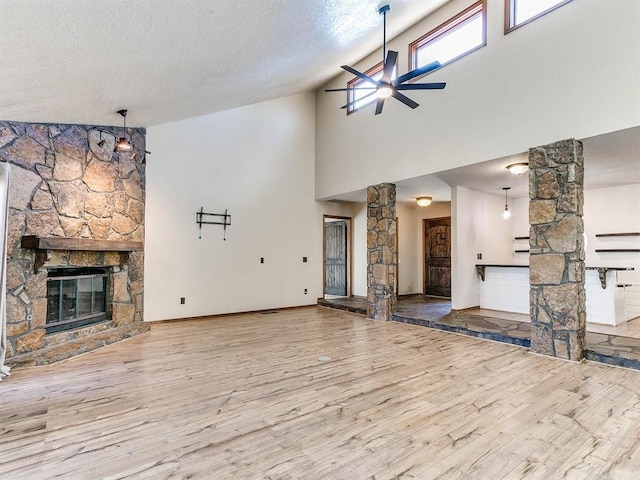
[346,61,384,115]
[408,0,486,79]
[504,0,573,34]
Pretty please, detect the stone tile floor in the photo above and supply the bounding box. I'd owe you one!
[317,294,640,370]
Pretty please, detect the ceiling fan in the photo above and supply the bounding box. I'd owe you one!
[325,4,446,115]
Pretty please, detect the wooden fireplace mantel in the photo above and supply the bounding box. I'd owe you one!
[21,236,143,252]
[21,236,143,273]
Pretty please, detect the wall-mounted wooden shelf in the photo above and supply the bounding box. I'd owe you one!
[514,236,530,240]
[514,250,530,253]
[595,249,640,253]
[595,232,640,238]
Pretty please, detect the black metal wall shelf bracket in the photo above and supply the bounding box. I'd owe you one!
[196,207,231,240]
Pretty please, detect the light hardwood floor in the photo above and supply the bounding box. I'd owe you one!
[2,306,640,479]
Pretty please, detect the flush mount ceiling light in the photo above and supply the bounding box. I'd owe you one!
[324,4,446,115]
[502,187,512,220]
[416,196,432,207]
[115,109,133,152]
[506,162,529,175]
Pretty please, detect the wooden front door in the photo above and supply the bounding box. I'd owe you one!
[324,220,347,296]
[424,217,451,297]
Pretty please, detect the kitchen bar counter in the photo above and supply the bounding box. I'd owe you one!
[475,265,634,326]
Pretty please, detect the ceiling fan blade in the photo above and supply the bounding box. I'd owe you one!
[340,90,378,109]
[396,82,446,90]
[341,65,378,86]
[392,91,419,109]
[381,50,398,84]
[325,87,377,92]
[374,97,385,115]
[394,60,442,85]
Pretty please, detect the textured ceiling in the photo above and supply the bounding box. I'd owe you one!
[0,0,450,128]
[3,0,636,200]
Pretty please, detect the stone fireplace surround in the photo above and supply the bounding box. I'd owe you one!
[0,121,149,367]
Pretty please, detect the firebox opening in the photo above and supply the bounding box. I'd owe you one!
[46,267,110,334]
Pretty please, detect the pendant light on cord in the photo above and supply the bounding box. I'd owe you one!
[115,109,133,152]
[502,187,512,220]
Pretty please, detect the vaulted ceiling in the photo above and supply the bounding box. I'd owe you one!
[0,0,450,127]
[2,0,637,202]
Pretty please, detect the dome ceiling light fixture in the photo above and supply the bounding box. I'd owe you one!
[506,162,529,175]
[416,196,432,207]
[324,4,446,115]
[115,109,133,153]
[502,187,512,220]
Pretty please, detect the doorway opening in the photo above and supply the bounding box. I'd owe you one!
[423,216,451,298]
[323,215,352,298]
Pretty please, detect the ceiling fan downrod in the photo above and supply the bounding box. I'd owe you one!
[379,4,390,65]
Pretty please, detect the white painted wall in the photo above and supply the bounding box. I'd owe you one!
[315,0,640,199]
[397,203,419,295]
[451,187,513,309]
[584,184,640,283]
[351,203,368,297]
[510,196,531,263]
[452,187,482,309]
[510,183,640,282]
[144,93,351,321]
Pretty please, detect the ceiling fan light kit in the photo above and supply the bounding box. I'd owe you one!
[325,4,446,115]
[377,85,393,99]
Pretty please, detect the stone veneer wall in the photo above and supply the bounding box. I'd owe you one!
[367,183,397,321]
[529,139,586,361]
[0,121,149,367]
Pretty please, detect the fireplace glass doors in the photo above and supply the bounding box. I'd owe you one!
[46,268,109,333]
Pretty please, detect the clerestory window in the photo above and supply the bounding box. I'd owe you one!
[409,1,486,79]
[505,0,573,33]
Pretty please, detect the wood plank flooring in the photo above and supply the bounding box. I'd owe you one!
[1,306,640,479]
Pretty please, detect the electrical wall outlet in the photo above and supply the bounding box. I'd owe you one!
[304,288,308,294]
[260,257,264,264]
[180,297,185,304]
[477,253,482,260]
[303,256,308,263]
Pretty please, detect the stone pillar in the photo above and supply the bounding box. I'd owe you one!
[367,183,397,321]
[529,139,586,361]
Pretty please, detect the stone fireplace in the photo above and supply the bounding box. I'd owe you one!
[0,121,149,367]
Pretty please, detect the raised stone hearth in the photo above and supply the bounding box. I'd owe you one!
[0,121,148,367]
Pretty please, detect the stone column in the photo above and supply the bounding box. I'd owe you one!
[367,183,397,321]
[529,139,586,361]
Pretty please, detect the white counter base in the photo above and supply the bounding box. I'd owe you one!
[479,267,529,315]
